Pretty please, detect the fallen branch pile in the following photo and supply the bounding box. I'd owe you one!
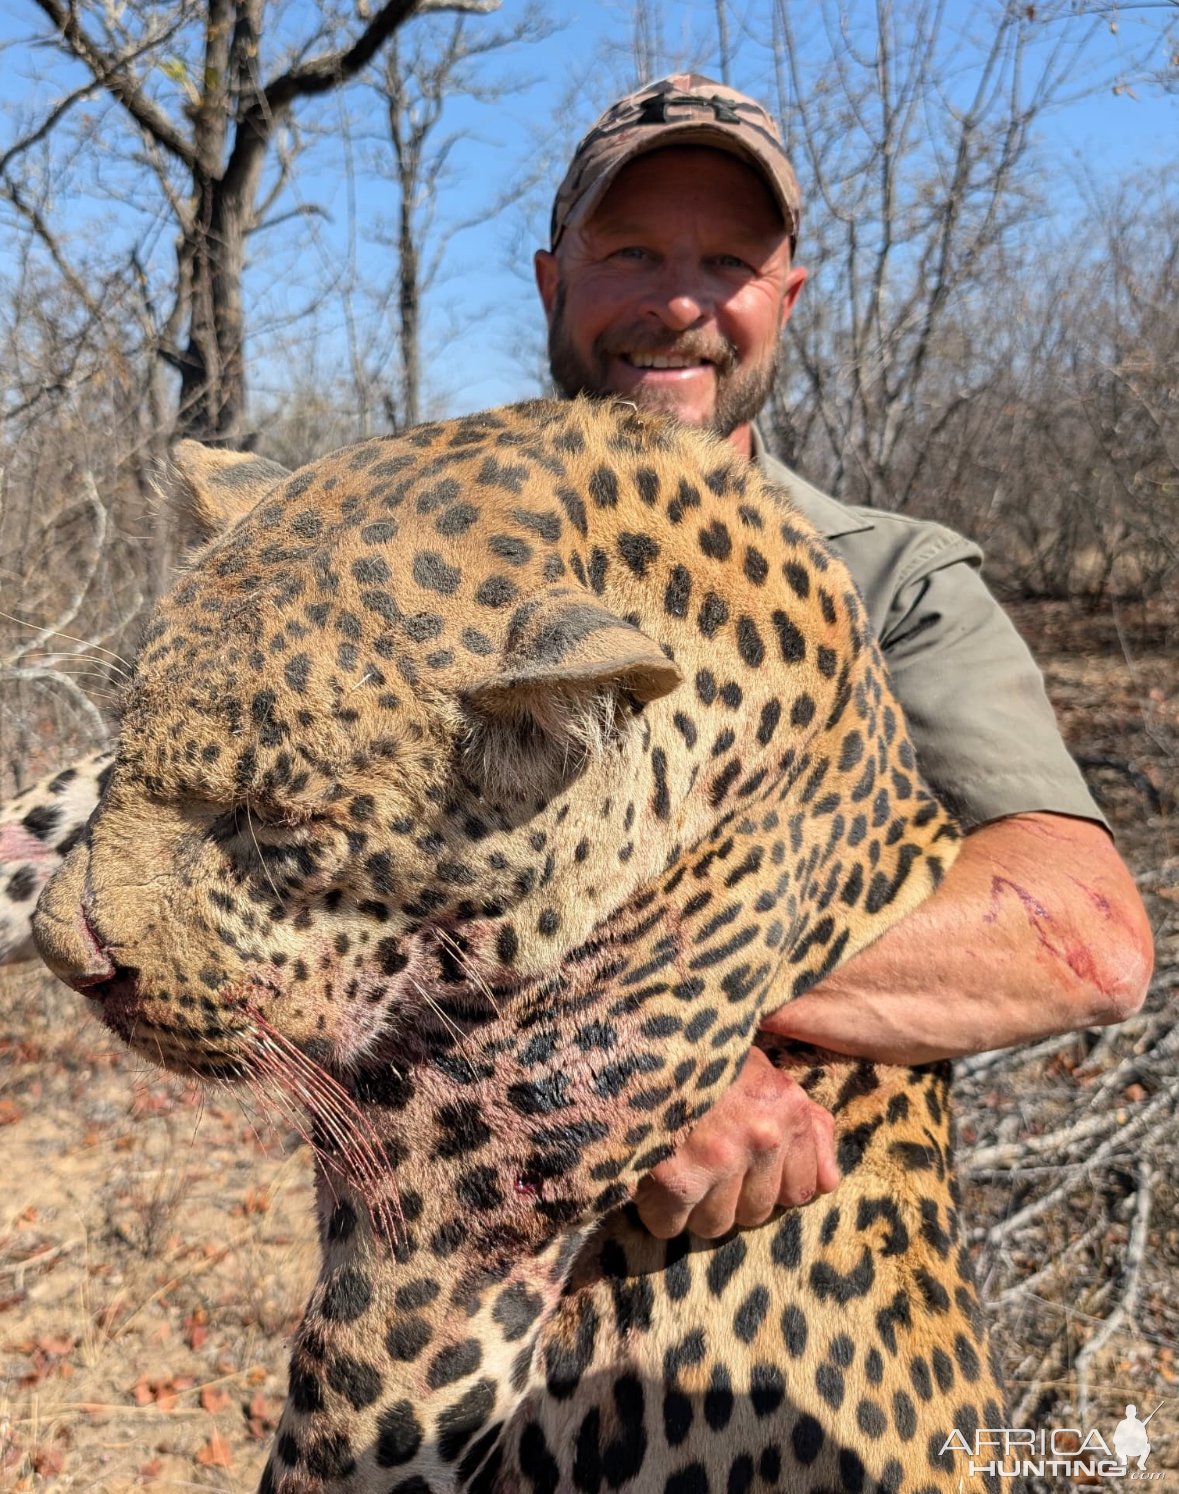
[960,943,1179,1483]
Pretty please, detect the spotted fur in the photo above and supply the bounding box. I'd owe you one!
[0,750,114,962]
[34,399,1008,1494]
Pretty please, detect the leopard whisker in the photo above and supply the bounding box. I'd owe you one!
[436,927,501,1017]
[23,664,121,698]
[243,803,285,908]
[242,1069,350,1222]
[229,1084,278,1159]
[0,610,134,675]
[241,1062,354,1224]
[408,975,481,1082]
[247,1021,403,1243]
[188,1087,208,1154]
[408,974,468,1045]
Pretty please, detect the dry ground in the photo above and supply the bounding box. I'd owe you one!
[1,596,1176,1492]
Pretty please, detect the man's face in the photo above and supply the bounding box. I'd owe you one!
[535,146,806,445]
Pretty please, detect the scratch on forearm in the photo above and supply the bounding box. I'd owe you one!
[983,875,1050,924]
[1069,877,1111,916]
[986,875,1114,995]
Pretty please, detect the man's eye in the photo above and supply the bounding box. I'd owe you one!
[712,254,752,271]
[613,246,650,261]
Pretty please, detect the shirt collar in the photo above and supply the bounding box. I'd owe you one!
[749,424,873,540]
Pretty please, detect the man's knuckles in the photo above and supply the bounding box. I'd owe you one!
[812,1103,835,1132]
[687,1187,744,1239]
[743,1068,826,1124]
[644,1158,718,1207]
[742,1115,793,1157]
[683,1134,744,1177]
[736,1061,800,1109]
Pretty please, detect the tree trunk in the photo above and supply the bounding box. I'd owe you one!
[177,167,260,443]
[398,190,422,429]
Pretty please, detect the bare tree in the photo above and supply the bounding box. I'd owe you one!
[969,164,1179,600]
[763,0,1170,512]
[0,0,510,789]
[0,261,154,790]
[631,0,667,85]
[4,0,501,444]
[374,7,552,430]
[713,0,731,84]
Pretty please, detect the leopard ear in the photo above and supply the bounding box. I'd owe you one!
[165,441,292,541]
[467,589,681,711]
[462,591,681,797]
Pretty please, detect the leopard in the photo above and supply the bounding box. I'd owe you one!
[32,397,1011,1494]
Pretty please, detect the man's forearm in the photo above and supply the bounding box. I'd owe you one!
[760,812,1154,1065]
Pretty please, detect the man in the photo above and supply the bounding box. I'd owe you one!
[534,74,1154,1240]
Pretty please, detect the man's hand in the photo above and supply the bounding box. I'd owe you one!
[633,1046,840,1239]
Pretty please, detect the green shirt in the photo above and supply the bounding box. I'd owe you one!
[754,435,1104,832]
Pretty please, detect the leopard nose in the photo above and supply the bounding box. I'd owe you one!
[34,902,117,991]
[31,845,117,991]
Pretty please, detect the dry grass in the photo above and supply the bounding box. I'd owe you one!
[0,959,318,1490]
[0,595,1175,1490]
[962,595,1179,1488]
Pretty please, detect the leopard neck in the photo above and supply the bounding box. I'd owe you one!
[263,662,958,1493]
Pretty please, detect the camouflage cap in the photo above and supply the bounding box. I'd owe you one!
[550,73,802,251]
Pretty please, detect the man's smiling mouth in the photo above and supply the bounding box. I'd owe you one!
[623,353,713,369]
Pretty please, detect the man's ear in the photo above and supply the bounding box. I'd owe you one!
[534,249,560,321]
[779,264,807,331]
[166,441,291,541]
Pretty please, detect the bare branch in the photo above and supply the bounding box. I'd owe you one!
[250,0,501,122]
[28,0,197,166]
[0,178,103,322]
[2,667,109,738]
[247,202,331,236]
[2,473,108,670]
[1075,1166,1156,1424]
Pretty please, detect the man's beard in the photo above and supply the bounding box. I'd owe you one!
[546,285,779,438]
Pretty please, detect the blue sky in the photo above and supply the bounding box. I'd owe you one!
[1,0,1175,421]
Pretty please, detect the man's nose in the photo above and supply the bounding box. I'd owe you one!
[659,292,704,331]
[643,268,708,331]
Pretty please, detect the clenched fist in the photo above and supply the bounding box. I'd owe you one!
[634,1045,840,1239]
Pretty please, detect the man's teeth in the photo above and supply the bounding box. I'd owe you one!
[627,354,707,369]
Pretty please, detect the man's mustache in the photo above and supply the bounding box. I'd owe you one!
[594,329,739,375]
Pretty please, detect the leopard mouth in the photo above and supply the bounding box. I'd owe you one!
[80,964,140,1007]
[82,967,255,1079]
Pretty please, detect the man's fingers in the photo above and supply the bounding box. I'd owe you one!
[686,1173,745,1239]
[812,1105,841,1194]
[772,1094,838,1208]
[633,1166,704,1240]
[634,1053,841,1238]
[770,1105,819,1209]
[732,1147,785,1228]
